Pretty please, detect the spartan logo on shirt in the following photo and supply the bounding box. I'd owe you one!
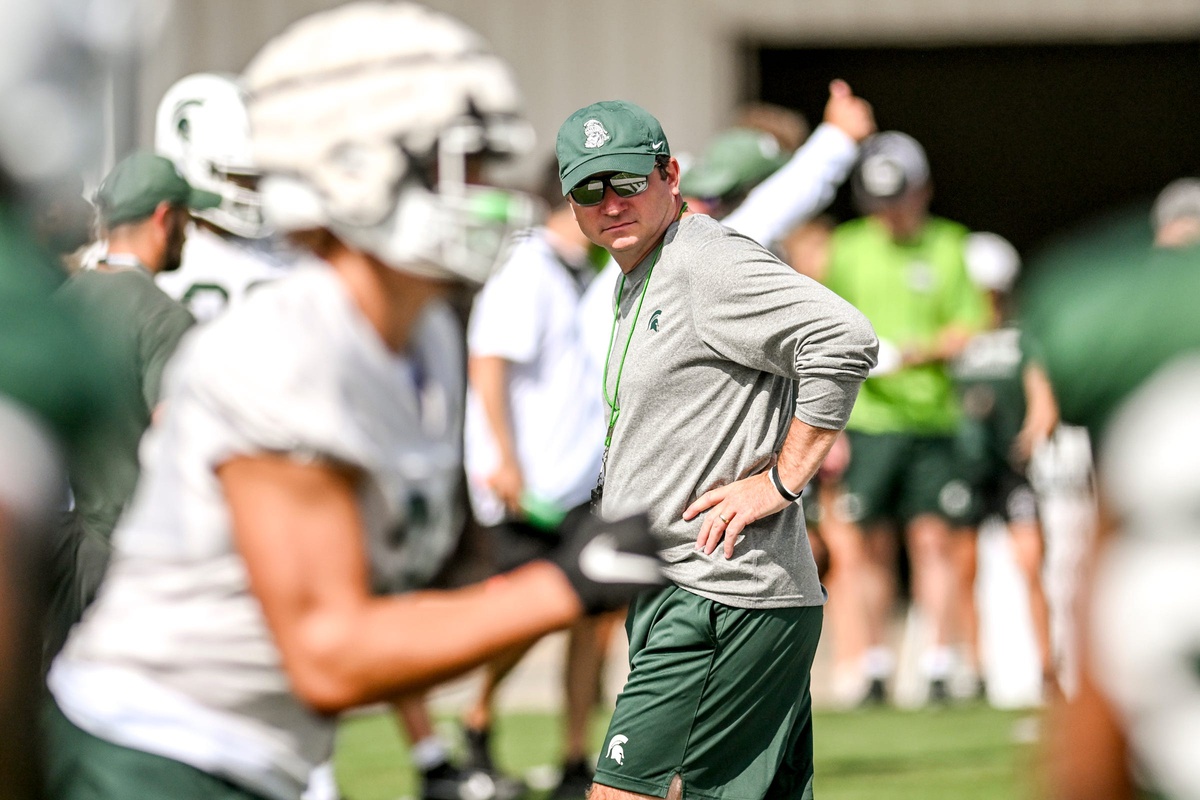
[648,309,662,331]
[606,734,629,765]
[584,119,610,149]
[906,260,936,293]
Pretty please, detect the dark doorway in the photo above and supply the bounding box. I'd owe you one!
[751,40,1200,262]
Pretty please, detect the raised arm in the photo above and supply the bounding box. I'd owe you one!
[723,80,875,249]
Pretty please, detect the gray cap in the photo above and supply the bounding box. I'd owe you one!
[851,131,929,210]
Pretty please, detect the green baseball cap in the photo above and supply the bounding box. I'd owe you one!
[95,150,221,227]
[679,128,788,200]
[556,100,669,195]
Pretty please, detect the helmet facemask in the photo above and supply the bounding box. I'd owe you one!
[156,72,270,239]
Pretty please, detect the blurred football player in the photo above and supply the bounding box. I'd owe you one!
[43,5,663,800]
[154,72,292,321]
[155,69,485,800]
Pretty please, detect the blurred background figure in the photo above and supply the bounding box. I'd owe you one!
[461,158,611,800]
[781,215,835,284]
[0,200,114,800]
[734,102,810,153]
[1027,178,1200,800]
[1150,177,1200,250]
[153,72,294,322]
[49,151,208,661]
[0,2,159,796]
[946,231,1060,703]
[679,125,792,220]
[0,1,152,796]
[821,130,989,706]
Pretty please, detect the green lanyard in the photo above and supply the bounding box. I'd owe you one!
[602,250,660,446]
[600,203,686,452]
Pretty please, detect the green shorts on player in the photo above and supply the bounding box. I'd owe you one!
[837,431,962,526]
[595,586,823,800]
[44,700,264,800]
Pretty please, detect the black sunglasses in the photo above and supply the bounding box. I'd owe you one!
[568,172,650,206]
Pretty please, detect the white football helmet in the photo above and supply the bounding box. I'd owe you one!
[243,1,535,284]
[155,72,268,239]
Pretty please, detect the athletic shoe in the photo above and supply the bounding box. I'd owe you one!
[463,726,495,774]
[421,762,527,800]
[859,677,887,708]
[928,678,951,706]
[549,759,594,800]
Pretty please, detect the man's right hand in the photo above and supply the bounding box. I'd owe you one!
[546,505,665,613]
[487,458,524,516]
[824,79,876,143]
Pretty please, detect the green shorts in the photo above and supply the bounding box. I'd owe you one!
[595,585,823,800]
[42,700,266,800]
[837,431,962,526]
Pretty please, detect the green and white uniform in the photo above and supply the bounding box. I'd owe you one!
[948,326,1038,526]
[824,215,988,523]
[48,265,463,800]
[595,214,876,799]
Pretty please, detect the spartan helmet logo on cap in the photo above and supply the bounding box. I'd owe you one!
[584,119,610,149]
[860,154,905,198]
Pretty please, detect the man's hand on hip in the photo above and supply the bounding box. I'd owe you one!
[683,473,792,560]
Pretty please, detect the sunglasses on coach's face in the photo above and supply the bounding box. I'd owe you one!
[568,172,650,206]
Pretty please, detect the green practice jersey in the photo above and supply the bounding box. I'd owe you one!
[826,215,988,434]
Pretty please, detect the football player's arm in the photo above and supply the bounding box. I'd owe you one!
[468,354,524,515]
[1016,361,1059,464]
[219,453,581,714]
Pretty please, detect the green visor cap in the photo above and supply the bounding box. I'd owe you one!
[679,128,788,200]
[95,150,222,227]
[557,100,669,195]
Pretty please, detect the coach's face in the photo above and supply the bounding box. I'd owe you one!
[569,157,682,273]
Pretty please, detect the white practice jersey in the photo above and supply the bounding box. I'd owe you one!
[464,230,604,525]
[156,226,294,322]
[50,265,463,800]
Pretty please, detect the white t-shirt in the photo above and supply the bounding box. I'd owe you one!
[50,265,462,800]
[156,226,295,323]
[464,229,604,526]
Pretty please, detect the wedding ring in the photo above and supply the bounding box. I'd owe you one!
[719,513,731,524]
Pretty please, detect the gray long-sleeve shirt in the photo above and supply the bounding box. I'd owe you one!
[600,214,877,609]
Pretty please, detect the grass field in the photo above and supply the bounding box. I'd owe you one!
[334,704,1042,800]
